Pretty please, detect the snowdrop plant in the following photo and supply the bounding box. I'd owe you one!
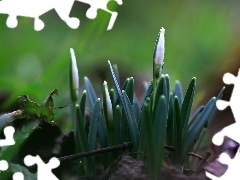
[153,27,165,74]
[69,28,224,179]
[69,48,79,104]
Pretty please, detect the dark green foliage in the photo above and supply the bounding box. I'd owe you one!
[18,89,59,121]
[0,30,224,179]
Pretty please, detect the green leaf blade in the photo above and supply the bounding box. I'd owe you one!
[174,96,183,165]
[154,95,168,170]
[183,97,216,157]
[122,91,140,151]
[108,61,139,151]
[174,80,184,106]
[84,77,97,110]
[88,99,101,151]
[181,77,196,139]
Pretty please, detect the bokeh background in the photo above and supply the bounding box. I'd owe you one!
[1,0,240,131]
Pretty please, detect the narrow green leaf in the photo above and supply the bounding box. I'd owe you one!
[112,105,122,160]
[113,105,122,145]
[187,106,204,131]
[75,104,92,174]
[144,100,157,180]
[97,113,109,148]
[121,109,130,143]
[181,77,196,139]
[88,98,101,175]
[137,98,150,160]
[166,93,176,162]
[87,98,100,177]
[113,64,120,84]
[75,104,89,152]
[125,77,134,105]
[88,99,101,150]
[113,78,129,108]
[166,93,175,146]
[183,97,216,156]
[138,81,153,130]
[84,77,97,110]
[110,88,116,110]
[207,86,225,128]
[80,90,87,125]
[216,86,225,100]
[153,75,165,117]
[98,112,110,169]
[174,96,183,165]
[164,74,170,110]
[174,80,184,106]
[122,91,140,151]
[108,61,139,151]
[122,78,130,90]
[154,95,168,170]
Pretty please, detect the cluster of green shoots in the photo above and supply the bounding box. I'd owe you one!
[69,28,224,179]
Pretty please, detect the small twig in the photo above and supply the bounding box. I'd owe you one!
[58,142,133,163]
[53,105,69,109]
[187,152,209,164]
[195,152,211,173]
[164,145,175,151]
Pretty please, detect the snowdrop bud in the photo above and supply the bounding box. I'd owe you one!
[103,81,113,123]
[70,48,79,103]
[154,27,165,66]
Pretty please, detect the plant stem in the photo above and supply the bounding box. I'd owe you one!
[58,142,133,162]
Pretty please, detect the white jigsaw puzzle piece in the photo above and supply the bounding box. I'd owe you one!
[0,0,79,31]
[0,0,122,31]
[24,155,60,180]
[12,172,24,180]
[0,126,15,147]
[206,148,240,180]
[206,69,240,179]
[216,70,240,121]
[0,160,8,171]
[76,0,122,30]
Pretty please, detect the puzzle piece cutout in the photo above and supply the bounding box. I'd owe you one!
[0,126,15,147]
[212,69,240,145]
[78,0,123,30]
[0,160,8,171]
[12,172,24,180]
[0,160,22,180]
[24,155,60,180]
[0,0,123,31]
[206,148,240,180]
[205,69,240,179]
[0,126,24,179]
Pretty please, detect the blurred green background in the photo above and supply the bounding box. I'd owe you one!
[0,0,240,131]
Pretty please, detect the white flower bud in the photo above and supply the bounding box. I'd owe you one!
[154,27,165,66]
[103,81,113,122]
[70,48,79,102]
